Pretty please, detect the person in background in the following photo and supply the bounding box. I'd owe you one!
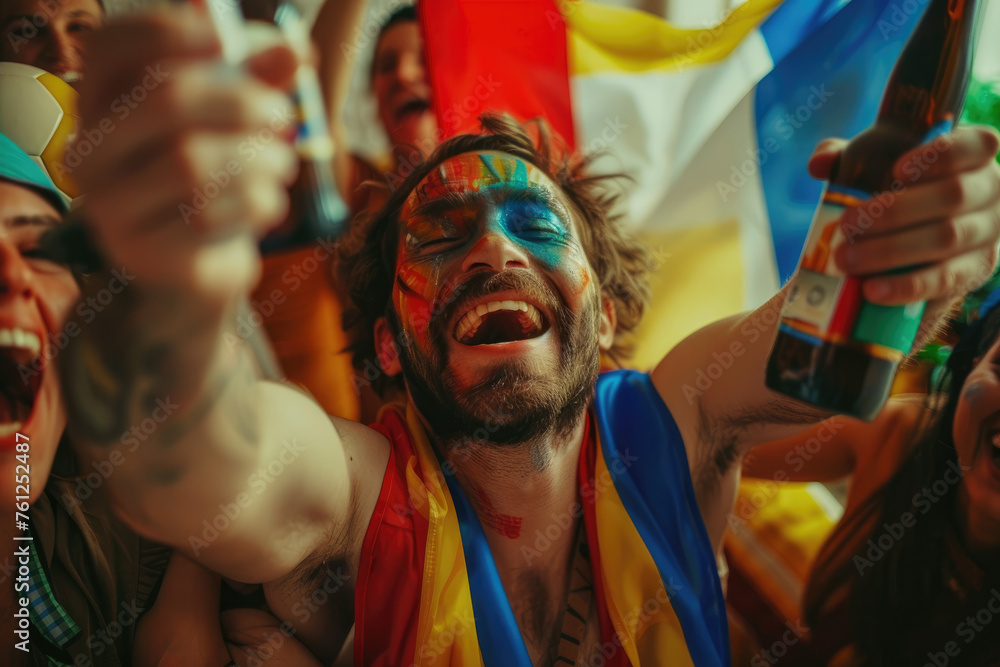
[54,0,1000,657]
[741,299,1000,665]
[0,0,102,86]
[0,131,173,667]
[313,1,435,215]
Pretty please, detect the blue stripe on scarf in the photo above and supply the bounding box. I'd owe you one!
[593,371,728,667]
[444,469,534,666]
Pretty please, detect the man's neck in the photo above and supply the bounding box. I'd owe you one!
[438,415,590,658]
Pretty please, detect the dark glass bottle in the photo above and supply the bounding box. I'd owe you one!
[261,3,348,254]
[766,0,984,421]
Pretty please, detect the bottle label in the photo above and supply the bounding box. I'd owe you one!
[778,183,924,361]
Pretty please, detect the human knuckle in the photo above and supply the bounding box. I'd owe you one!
[938,218,962,250]
[941,177,967,209]
[172,141,202,184]
[901,274,923,301]
[158,78,189,119]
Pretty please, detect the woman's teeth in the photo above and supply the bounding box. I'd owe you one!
[0,328,41,357]
[0,422,23,437]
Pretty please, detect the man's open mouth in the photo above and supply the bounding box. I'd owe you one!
[396,97,430,121]
[0,328,42,437]
[454,300,549,346]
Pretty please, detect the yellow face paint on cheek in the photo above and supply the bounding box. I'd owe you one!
[394,253,445,343]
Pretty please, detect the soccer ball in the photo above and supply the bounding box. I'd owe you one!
[0,62,80,201]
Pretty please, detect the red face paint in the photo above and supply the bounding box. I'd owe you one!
[474,484,523,539]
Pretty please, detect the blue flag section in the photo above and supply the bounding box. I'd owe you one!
[757,0,925,283]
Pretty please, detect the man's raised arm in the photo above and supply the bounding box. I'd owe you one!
[57,8,385,584]
[652,131,1000,546]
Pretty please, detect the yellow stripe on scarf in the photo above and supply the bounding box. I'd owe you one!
[404,405,484,666]
[594,436,695,665]
[567,0,783,75]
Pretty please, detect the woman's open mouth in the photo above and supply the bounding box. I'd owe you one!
[0,327,43,438]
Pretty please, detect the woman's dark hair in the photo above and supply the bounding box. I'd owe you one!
[848,306,1000,664]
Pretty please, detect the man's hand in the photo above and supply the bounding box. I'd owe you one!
[655,125,1000,556]
[55,7,383,586]
[811,126,1000,312]
[76,6,299,303]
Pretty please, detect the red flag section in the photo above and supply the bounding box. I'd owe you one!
[418,0,576,149]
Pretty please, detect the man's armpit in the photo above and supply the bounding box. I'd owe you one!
[693,398,827,498]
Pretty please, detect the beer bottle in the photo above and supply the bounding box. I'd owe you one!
[766,0,984,421]
[260,3,348,253]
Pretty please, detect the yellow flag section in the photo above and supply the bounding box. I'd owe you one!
[566,0,785,369]
[593,437,695,665]
[403,404,484,666]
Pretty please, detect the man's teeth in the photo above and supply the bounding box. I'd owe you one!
[455,300,542,342]
[60,72,82,83]
[0,422,23,437]
[0,328,41,356]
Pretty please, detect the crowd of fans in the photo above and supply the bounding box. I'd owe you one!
[1,0,998,665]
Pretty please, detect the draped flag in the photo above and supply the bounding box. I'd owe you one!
[420,0,932,369]
[355,372,727,666]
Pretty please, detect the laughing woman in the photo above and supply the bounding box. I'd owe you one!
[741,298,1000,666]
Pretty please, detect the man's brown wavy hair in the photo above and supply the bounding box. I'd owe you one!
[338,113,653,393]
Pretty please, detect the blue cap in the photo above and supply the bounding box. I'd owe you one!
[0,132,68,214]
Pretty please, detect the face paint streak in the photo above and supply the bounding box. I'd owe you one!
[397,264,429,297]
[403,152,549,217]
[474,484,523,539]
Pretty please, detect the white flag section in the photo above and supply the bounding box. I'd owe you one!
[273,0,998,371]
[568,0,782,369]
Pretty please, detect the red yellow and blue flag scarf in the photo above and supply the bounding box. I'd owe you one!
[354,370,726,665]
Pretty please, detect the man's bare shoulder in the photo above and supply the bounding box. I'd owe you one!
[261,415,390,659]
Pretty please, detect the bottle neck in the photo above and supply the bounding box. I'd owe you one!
[877,0,982,132]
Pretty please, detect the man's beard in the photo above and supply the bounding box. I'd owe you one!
[390,270,601,451]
